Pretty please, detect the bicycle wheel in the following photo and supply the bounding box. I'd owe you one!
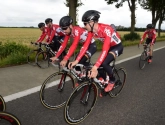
[36,51,51,68]
[27,50,38,65]
[109,67,127,97]
[139,51,147,69]
[0,112,21,125]
[40,72,75,109]
[65,82,98,124]
[0,96,6,111]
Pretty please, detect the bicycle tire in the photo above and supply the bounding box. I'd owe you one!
[0,112,21,125]
[139,51,147,69]
[36,51,51,69]
[40,72,75,109]
[109,67,127,98]
[27,50,38,66]
[64,82,98,124]
[0,96,6,111]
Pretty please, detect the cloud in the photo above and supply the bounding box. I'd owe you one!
[0,0,164,29]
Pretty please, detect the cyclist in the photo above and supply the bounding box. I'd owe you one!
[69,10,123,92]
[139,24,156,63]
[50,16,97,75]
[45,18,66,52]
[36,22,50,43]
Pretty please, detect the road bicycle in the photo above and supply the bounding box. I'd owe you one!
[139,44,152,69]
[35,42,70,69]
[39,60,91,110]
[0,95,21,125]
[64,59,127,124]
[27,42,45,66]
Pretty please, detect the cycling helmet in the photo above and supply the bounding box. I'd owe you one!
[45,18,53,24]
[146,24,154,29]
[38,22,45,28]
[59,16,73,27]
[82,10,101,22]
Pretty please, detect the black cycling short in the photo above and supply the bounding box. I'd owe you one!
[75,42,97,71]
[85,42,97,58]
[145,38,156,45]
[49,36,64,52]
[109,43,123,57]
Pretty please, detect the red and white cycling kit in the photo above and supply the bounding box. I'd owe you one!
[47,24,65,43]
[36,27,50,42]
[76,23,121,68]
[140,29,156,44]
[55,26,95,60]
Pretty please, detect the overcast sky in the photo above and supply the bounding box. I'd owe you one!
[1,0,164,29]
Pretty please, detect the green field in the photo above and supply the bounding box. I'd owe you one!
[0,28,165,45]
[0,28,40,46]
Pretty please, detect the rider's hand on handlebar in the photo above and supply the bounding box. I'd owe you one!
[68,60,78,69]
[50,57,57,63]
[88,66,98,78]
[60,60,68,68]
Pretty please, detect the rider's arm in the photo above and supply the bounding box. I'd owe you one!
[140,31,147,44]
[55,35,70,58]
[94,36,111,68]
[75,32,93,62]
[151,30,156,44]
[48,28,56,43]
[63,35,80,61]
[36,32,46,42]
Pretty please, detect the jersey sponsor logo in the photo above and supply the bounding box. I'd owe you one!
[104,28,111,37]
[75,29,79,36]
[80,31,87,43]
[99,50,106,61]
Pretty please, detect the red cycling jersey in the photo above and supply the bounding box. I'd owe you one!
[47,24,65,43]
[76,23,121,68]
[55,26,95,60]
[140,29,156,44]
[37,27,50,42]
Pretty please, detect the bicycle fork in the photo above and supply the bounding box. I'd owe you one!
[80,83,93,105]
[58,73,67,91]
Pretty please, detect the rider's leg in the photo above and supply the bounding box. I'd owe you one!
[101,52,116,81]
[76,42,97,71]
[149,44,153,58]
[101,52,116,92]
[102,43,123,92]
[52,36,62,52]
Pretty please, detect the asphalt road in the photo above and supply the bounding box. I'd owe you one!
[4,48,165,125]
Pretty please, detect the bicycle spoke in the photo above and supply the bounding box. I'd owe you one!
[36,51,49,68]
[40,72,74,109]
[139,51,147,69]
[65,82,97,124]
[27,50,37,66]
[109,68,126,97]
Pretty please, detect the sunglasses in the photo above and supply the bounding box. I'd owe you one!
[61,27,68,30]
[83,22,88,26]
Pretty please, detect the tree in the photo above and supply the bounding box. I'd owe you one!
[105,0,137,34]
[158,9,165,36]
[139,0,165,36]
[65,0,83,26]
[138,0,163,27]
